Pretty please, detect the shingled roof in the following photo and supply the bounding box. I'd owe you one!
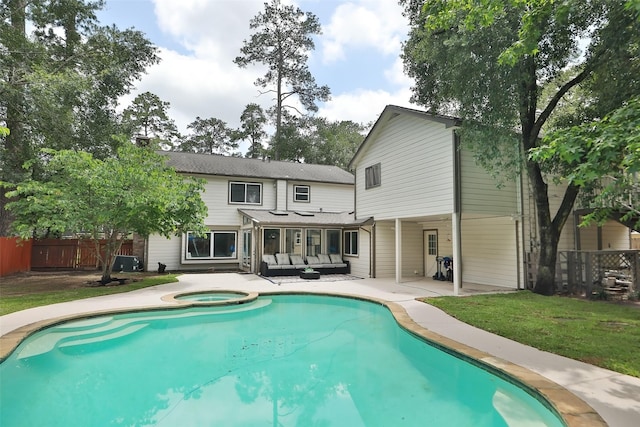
[160,151,354,185]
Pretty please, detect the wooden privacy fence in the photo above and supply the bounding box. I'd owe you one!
[31,239,133,270]
[0,237,32,277]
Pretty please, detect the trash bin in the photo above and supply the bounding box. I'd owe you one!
[112,255,140,272]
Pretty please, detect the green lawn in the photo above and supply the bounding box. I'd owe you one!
[423,291,640,377]
[0,274,179,316]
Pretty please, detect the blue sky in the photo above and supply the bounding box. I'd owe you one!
[96,0,416,135]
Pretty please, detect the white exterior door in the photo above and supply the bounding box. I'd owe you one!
[424,230,438,277]
[242,230,252,269]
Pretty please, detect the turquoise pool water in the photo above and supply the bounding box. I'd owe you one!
[0,295,565,426]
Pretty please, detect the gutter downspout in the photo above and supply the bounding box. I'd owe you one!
[517,158,525,290]
[452,132,462,296]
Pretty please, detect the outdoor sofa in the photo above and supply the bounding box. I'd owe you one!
[260,253,350,276]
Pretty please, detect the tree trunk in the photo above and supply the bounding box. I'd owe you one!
[99,232,124,285]
[534,222,559,296]
[1,0,29,236]
[528,158,580,295]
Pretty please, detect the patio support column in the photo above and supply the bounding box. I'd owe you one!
[395,218,402,283]
[452,212,462,296]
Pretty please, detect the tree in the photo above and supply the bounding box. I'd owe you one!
[178,117,239,155]
[235,103,267,158]
[3,143,208,284]
[121,92,179,150]
[531,96,640,226]
[1,0,158,234]
[303,118,366,169]
[234,0,330,160]
[402,0,640,295]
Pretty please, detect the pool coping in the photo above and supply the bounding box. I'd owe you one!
[0,289,606,427]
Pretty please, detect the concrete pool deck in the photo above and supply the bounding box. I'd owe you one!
[1,272,639,427]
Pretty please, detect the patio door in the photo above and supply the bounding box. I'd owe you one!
[424,230,438,278]
[242,230,252,269]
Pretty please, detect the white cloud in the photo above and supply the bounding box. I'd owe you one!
[321,0,408,64]
[153,0,262,57]
[319,86,415,126]
[385,56,412,87]
[130,48,271,133]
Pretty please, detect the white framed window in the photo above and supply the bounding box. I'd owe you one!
[293,185,310,202]
[186,231,237,259]
[229,182,262,204]
[344,230,358,256]
[365,163,381,189]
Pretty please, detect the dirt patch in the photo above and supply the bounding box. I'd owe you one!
[0,270,162,297]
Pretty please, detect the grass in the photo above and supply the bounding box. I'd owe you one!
[0,274,179,316]
[423,291,640,377]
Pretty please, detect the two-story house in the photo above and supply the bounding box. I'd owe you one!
[145,151,366,274]
[348,105,632,294]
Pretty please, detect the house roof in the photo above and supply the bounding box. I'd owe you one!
[238,209,372,227]
[348,105,461,169]
[160,151,354,185]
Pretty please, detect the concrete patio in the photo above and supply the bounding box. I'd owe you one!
[1,273,639,426]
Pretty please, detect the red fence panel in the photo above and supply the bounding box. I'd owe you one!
[0,237,32,277]
[31,239,77,269]
[30,238,134,270]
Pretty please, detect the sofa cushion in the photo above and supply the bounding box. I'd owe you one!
[263,254,277,265]
[289,254,306,268]
[305,256,323,267]
[275,253,291,266]
[317,254,332,264]
[328,254,347,268]
[306,255,332,268]
[329,254,343,263]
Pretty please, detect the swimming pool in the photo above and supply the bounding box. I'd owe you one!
[0,294,565,426]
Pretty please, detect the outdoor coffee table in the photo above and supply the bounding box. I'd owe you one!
[300,270,320,279]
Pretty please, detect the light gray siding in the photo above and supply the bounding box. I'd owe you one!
[401,222,424,277]
[461,215,519,288]
[355,115,454,220]
[374,221,396,278]
[276,180,287,211]
[288,182,353,212]
[460,148,518,215]
[578,220,630,250]
[147,234,181,271]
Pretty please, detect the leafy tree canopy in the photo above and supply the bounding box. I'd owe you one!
[532,96,640,225]
[3,143,207,283]
[1,0,158,235]
[178,116,239,155]
[235,103,268,159]
[121,91,179,150]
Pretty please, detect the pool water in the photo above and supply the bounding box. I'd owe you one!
[0,295,564,426]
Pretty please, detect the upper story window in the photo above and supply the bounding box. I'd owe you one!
[365,163,381,189]
[294,185,310,202]
[229,182,262,204]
